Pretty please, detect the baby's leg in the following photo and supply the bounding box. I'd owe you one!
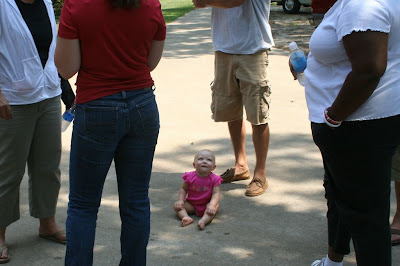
[174,201,195,227]
[198,204,219,230]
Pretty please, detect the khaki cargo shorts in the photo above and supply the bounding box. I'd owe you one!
[392,146,400,182]
[211,50,272,125]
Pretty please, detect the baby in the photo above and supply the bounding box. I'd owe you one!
[173,149,223,230]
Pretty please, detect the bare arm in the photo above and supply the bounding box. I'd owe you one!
[205,186,220,215]
[0,89,12,120]
[55,37,81,80]
[328,30,388,122]
[192,0,245,8]
[208,186,220,208]
[148,40,165,72]
[177,183,189,201]
[173,183,189,211]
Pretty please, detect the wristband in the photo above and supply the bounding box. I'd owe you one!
[324,108,342,128]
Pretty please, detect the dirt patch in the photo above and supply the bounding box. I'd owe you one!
[269,4,315,53]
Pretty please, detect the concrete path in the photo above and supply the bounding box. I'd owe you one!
[7,7,400,266]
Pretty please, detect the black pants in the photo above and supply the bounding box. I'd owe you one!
[311,115,400,266]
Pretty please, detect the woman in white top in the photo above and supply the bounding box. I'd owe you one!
[299,0,400,265]
[0,0,68,263]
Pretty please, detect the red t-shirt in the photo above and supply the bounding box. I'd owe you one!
[58,0,166,103]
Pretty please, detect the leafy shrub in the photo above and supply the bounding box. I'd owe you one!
[52,0,64,18]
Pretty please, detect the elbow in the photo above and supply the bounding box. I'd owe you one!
[364,68,385,85]
[369,61,387,79]
[229,0,245,7]
[57,68,76,80]
[54,59,68,79]
[353,63,386,84]
[147,59,161,72]
[55,60,79,80]
[147,64,157,72]
[369,71,385,85]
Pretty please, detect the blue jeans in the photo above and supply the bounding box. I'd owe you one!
[312,114,400,266]
[65,89,159,266]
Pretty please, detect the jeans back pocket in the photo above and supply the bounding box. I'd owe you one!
[135,94,160,143]
[82,106,118,143]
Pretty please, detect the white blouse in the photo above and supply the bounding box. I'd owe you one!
[304,0,400,123]
[0,0,61,105]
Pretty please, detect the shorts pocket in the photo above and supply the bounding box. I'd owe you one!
[259,81,272,120]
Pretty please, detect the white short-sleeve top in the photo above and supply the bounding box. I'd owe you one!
[305,0,400,123]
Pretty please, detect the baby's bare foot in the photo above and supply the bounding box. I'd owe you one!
[182,216,193,227]
[198,220,206,230]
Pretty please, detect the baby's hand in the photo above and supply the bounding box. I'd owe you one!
[174,200,184,211]
[206,204,216,216]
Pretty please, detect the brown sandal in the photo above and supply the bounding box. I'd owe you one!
[221,168,250,183]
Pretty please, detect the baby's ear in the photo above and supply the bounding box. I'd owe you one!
[212,164,217,170]
[193,162,196,168]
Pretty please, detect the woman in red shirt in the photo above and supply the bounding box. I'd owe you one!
[55,0,166,265]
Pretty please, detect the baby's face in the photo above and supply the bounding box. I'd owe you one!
[193,150,216,176]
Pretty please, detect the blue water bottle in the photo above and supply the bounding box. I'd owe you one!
[289,41,307,86]
[61,104,75,132]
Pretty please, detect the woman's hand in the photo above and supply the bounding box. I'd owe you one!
[0,91,12,120]
[288,60,298,81]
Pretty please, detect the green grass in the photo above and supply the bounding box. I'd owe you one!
[54,0,195,24]
[160,0,195,24]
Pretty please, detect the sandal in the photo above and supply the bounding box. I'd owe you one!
[0,244,10,264]
[39,230,66,245]
[221,168,250,183]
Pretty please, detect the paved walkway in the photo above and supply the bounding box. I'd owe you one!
[7,7,400,266]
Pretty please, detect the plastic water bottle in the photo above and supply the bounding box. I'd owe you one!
[289,42,307,86]
[61,104,75,132]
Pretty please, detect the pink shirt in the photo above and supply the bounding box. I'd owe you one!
[183,171,222,207]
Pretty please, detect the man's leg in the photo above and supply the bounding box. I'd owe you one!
[252,122,269,182]
[228,119,249,175]
[211,52,250,182]
[245,123,269,196]
[235,50,271,196]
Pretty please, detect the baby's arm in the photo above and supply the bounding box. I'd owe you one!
[173,183,189,211]
[206,186,220,215]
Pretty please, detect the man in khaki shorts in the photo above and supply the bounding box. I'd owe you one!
[192,0,274,196]
[391,147,400,245]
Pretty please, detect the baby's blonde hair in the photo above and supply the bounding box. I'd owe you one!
[194,149,216,164]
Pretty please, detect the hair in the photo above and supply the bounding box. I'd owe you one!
[110,0,141,9]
